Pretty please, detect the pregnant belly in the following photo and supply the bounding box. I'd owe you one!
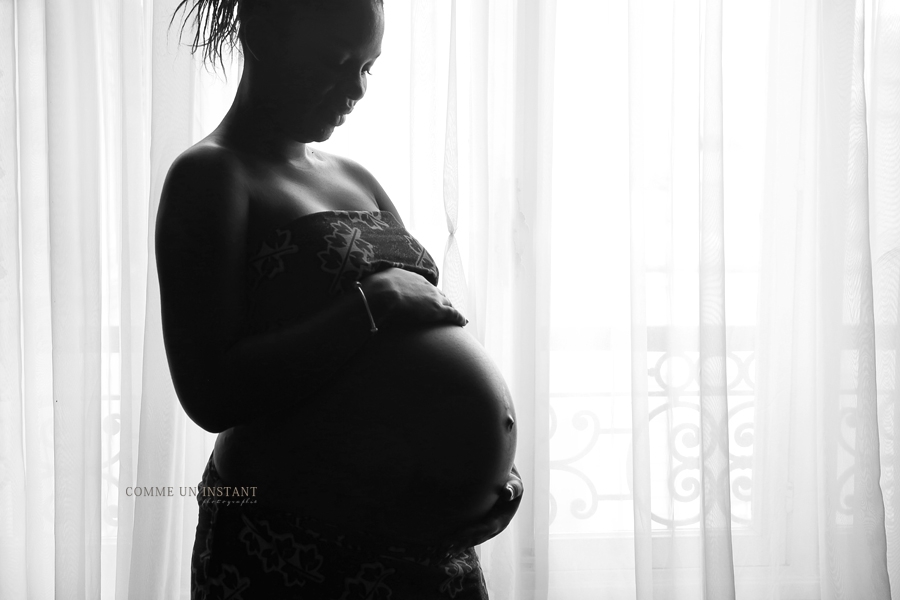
[213,324,517,544]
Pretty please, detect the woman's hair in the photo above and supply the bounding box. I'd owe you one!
[170,0,243,72]
[171,0,383,72]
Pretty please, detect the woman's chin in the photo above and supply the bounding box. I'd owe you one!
[290,123,338,143]
[282,127,331,143]
[285,114,348,143]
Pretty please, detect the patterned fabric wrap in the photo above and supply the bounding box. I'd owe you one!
[191,455,490,599]
[245,210,439,335]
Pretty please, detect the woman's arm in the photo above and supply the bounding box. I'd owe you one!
[156,145,463,433]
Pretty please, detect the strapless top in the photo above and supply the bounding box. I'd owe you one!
[244,210,439,335]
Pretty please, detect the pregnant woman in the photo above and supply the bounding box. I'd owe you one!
[155,0,521,597]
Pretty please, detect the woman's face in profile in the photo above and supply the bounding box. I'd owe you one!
[247,0,384,142]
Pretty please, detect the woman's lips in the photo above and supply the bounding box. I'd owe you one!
[328,110,350,126]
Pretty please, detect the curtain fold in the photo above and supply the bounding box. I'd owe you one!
[45,0,103,593]
[550,0,895,597]
[627,1,657,597]
[478,0,556,595]
[0,0,27,596]
[110,0,153,594]
[754,0,891,597]
[2,0,899,598]
[697,0,736,596]
[869,0,900,591]
[13,0,55,597]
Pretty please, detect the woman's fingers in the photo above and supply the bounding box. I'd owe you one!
[505,466,524,500]
[448,306,467,327]
[504,482,520,501]
[446,472,524,551]
[364,268,468,326]
[435,289,467,326]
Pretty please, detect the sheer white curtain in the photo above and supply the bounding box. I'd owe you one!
[2,0,155,597]
[2,0,898,599]
[546,0,896,598]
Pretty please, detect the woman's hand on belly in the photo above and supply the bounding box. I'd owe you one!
[362,268,467,329]
[442,465,524,552]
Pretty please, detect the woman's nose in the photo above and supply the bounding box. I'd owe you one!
[341,72,367,101]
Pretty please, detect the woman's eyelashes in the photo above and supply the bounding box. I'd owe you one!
[336,60,375,77]
[286,58,373,92]
[327,52,376,74]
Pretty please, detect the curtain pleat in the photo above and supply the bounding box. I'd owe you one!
[817,0,891,595]
[13,0,56,597]
[0,1,27,596]
[698,0,736,596]
[753,0,892,598]
[43,0,104,596]
[409,0,449,257]
[477,0,555,597]
[869,0,900,593]
[441,0,469,318]
[627,0,657,596]
[112,0,152,598]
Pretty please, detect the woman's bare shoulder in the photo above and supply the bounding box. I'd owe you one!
[157,140,250,243]
[164,139,247,195]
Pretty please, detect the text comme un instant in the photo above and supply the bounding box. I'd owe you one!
[124,486,257,497]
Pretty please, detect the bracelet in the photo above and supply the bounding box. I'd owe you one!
[354,281,379,334]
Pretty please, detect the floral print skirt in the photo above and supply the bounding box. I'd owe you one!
[191,455,490,599]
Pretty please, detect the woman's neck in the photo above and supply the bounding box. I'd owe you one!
[214,69,315,167]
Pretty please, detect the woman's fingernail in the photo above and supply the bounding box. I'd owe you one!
[506,484,515,500]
